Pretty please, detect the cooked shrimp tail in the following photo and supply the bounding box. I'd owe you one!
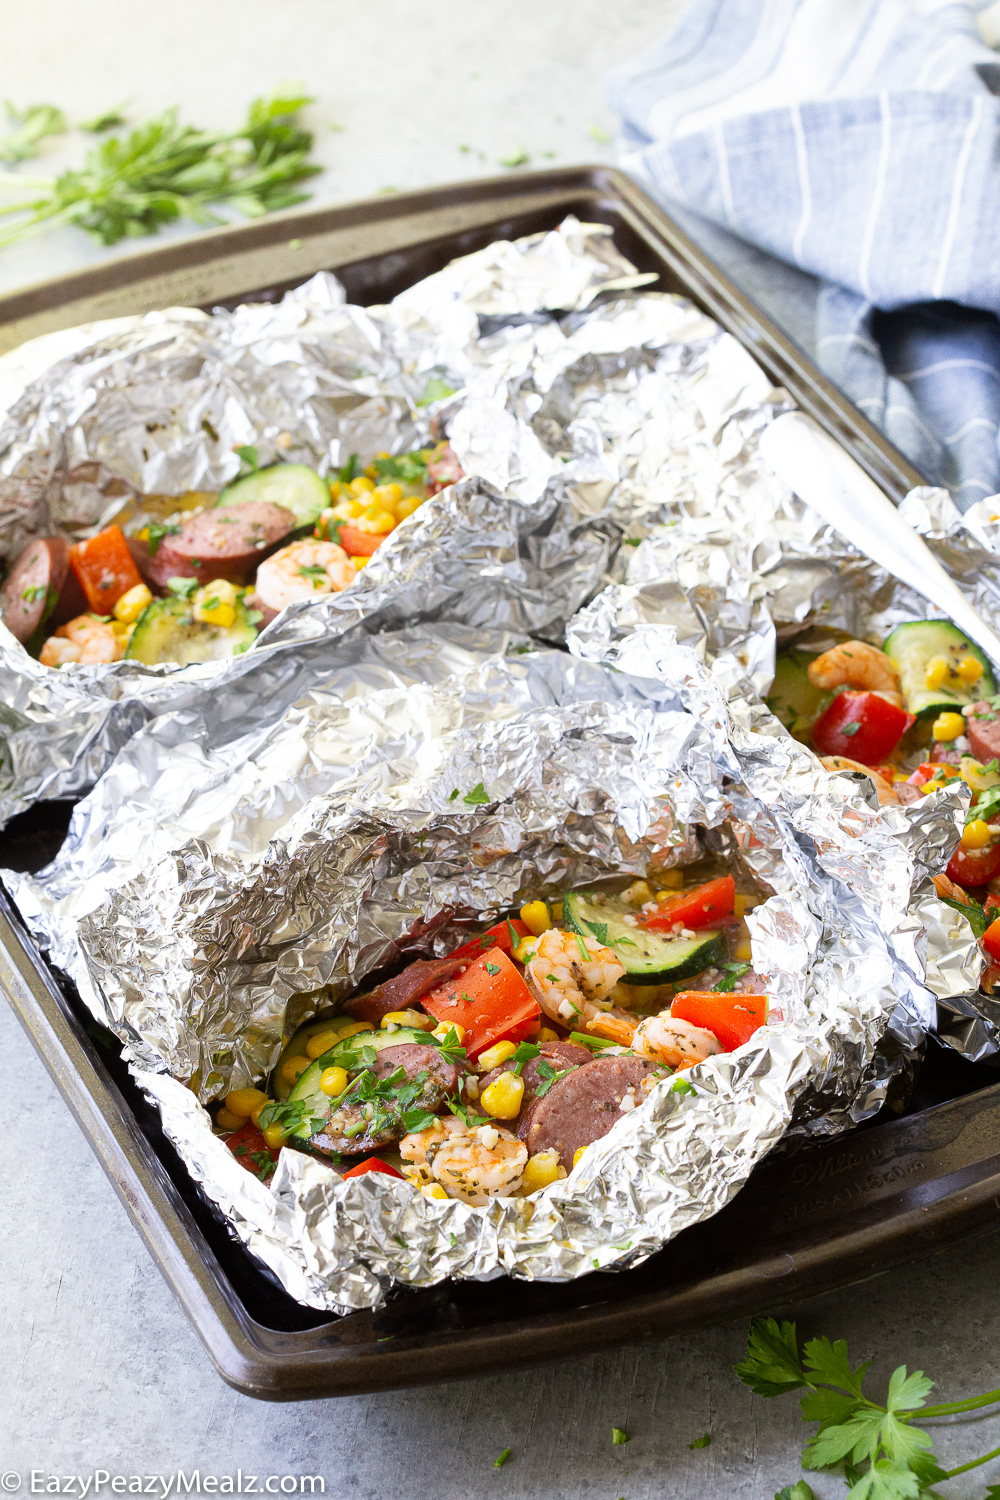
[806,640,902,706]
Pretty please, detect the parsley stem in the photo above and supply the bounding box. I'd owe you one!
[920,1387,1000,1417]
[942,1440,1000,1477]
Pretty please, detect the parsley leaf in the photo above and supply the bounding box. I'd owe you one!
[416,376,457,406]
[233,443,259,474]
[714,961,752,993]
[688,1433,711,1449]
[338,453,361,483]
[734,1318,808,1397]
[373,452,427,484]
[165,576,198,599]
[145,520,180,557]
[462,782,491,806]
[774,1486,815,1500]
[584,918,609,944]
[485,961,500,976]
[969,785,1000,825]
[611,1428,629,1446]
[0,103,65,163]
[493,1450,511,1469]
[840,721,862,737]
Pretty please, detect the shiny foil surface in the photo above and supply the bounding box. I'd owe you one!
[0,216,966,1311]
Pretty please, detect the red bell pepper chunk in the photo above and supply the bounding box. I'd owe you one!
[946,843,1000,888]
[448,918,530,963]
[69,524,144,614]
[641,875,736,932]
[226,1121,281,1179]
[810,691,909,766]
[422,947,540,1059]
[341,1156,404,1180]
[337,525,387,557]
[670,990,767,1052]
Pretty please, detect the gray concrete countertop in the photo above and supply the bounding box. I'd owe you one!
[4,2,1000,1494]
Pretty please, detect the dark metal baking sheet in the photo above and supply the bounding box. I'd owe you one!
[3,168,987,1403]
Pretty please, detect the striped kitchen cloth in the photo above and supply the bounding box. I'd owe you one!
[608,0,1000,509]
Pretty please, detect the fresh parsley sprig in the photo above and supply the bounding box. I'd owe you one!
[735,1317,1000,1498]
[0,92,320,248]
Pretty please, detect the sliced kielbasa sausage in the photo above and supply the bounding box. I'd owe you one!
[139,502,296,588]
[343,956,468,1025]
[0,537,72,644]
[518,1053,669,1166]
[478,1040,593,1111]
[966,702,1000,767]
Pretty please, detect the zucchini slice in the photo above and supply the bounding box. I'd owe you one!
[766,650,834,738]
[273,1023,430,1102]
[563,888,728,985]
[883,620,996,717]
[217,464,330,529]
[124,596,259,666]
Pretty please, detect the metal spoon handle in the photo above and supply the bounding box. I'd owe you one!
[759,412,1000,670]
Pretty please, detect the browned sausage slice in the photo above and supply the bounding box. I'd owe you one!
[343,956,468,1025]
[966,703,1000,766]
[518,1053,668,1166]
[0,537,70,644]
[309,1042,462,1158]
[140,502,296,588]
[478,1040,593,1111]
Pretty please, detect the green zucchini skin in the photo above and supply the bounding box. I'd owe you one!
[124,596,259,666]
[766,650,834,738]
[883,620,997,717]
[562,889,728,985]
[217,465,330,529]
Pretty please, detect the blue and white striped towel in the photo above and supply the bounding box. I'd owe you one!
[608,0,1000,508]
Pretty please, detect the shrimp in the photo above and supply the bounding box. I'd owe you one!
[429,1121,528,1205]
[39,612,124,666]
[807,640,903,707]
[632,1013,721,1069]
[399,1115,469,1186]
[821,755,899,805]
[254,539,356,613]
[524,928,635,1041]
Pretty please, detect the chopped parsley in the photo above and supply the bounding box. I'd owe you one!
[145,520,181,557]
[493,1450,511,1469]
[462,782,491,806]
[688,1433,711,1450]
[611,1428,630,1446]
[297,563,329,586]
[19,584,46,603]
[584,918,609,944]
[940,894,990,940]
[839,720,861,737]
[165,576,198,598]
[485,961,500,976]
[373,452,427,484]
[338,452,361,483]
[233,443,259,473]
[671,1077,695,1096]
[714,961,752,993]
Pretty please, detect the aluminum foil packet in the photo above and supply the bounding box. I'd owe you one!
[6,620,940,1312]
[570,472,1000,1058]
[0,213,802,829]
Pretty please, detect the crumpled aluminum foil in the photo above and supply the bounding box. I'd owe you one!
[571,475,1000,1059]
[7,619,942,1312]
[0,218,663,824]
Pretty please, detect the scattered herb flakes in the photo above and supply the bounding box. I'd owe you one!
[611,1427,630,1446]
[589,124,613,144]
[485,961,500,976]
[165,577,198,599]
[585,918,609,944]
[448,788,460,802]
[499,147,530,168]
[714,961,752,993]
[493,1449,511,1469]
[839,721,861,737]
[19,584,46,603]
[145,520,180,557]
[688,1432,711,1449]
[463,782,491,806]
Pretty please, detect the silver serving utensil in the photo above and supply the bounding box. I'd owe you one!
[759,411,1000,669]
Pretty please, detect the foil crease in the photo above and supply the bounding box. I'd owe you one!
[0,218,663,824]
[7,622,943,1311]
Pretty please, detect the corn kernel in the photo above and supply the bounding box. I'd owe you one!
[353,557,369,570]
[250,1101,267,1127]
[394,494,423,520]
[262,1124,287,1149]
[957,656,984,684]
[216,1106,244,1132]
[375,450,391,460]
[732,936,754,963]
[520,1149,561,1194]
[478,1039,519,1072]
[348,475,375,496]
[193,578,239,628]
[280,1055,310,1085]
[480,1071,524,1119]
[432,1022,466,1043]
[327,478,344,501]
[334,1021,374,1041]
[572,1146,587,1169]
[513,936,538,965]
[962,819,994,850]
[306,1029,342,1059]
[550,901,563,923]
[331,498,364,520]
[660,869,684,889]
[537,1026,560,1043]
[623,880,653,907]
[421,1183,449,1200]
[733,893,756,917]
[110,619,131,639]
[225,1087,268,1118]
[364,464,379,480]
[113,583,152,624]
[380,1009,434,1031]
[932,711,966,742]
[519,899,552,937]
[925,656,951,691]
[319,1065,349,1098]
[373,482,403,507]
